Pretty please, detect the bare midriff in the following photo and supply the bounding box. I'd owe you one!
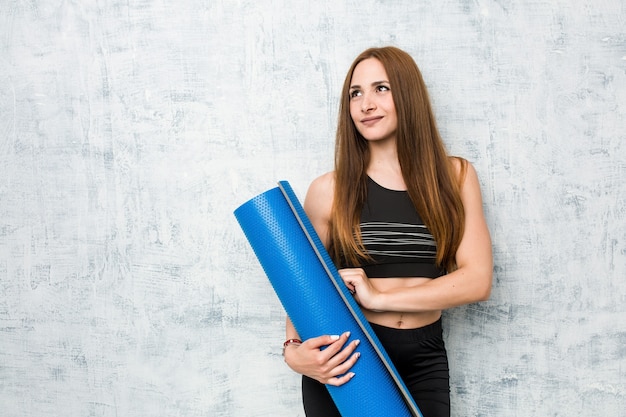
[362,277,441,329]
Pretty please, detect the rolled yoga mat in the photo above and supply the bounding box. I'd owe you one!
[234,181,422,417]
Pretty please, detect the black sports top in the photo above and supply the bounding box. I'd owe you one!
[357,177,445,279]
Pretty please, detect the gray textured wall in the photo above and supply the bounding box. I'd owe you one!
[1,1,625,416]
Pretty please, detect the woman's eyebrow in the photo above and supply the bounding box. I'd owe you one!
[349,80,390,89]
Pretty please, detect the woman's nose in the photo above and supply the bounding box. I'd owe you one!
[361,95,375,112]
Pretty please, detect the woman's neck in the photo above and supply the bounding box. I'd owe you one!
[367,140,405,190]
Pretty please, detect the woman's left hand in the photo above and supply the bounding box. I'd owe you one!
[338,268,381,310]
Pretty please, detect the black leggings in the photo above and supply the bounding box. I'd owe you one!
[302,319,450,417]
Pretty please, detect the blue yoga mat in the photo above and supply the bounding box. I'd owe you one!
[234,181,422,417]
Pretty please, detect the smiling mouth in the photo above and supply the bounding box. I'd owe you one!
[361,116,383,125]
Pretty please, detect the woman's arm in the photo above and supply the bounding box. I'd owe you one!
[282,172,361,385]
[341,162,493,312]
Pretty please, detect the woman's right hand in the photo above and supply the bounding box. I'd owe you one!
[283,332,361,386]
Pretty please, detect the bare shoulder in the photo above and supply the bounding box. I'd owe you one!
[307,171,335,198]
[448,156,478,191]
[304,172,335,245]
[304,171,335,216]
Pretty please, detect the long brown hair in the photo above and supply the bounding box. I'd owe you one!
[329,46,467,272]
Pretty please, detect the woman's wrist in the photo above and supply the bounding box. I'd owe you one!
[282,338,302,357]
[366,290,387,312]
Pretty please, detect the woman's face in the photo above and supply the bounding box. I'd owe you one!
[349,58,398,144]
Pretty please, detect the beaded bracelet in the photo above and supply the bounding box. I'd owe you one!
[283,338,302,348]
[282,338,302,356]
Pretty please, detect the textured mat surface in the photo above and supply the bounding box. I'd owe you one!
[234,181,422,417]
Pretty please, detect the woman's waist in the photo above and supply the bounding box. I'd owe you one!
[362,309,442,330]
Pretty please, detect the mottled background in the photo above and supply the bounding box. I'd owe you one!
[1,0,624,416]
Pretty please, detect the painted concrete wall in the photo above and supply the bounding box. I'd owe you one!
[1,1,624,416]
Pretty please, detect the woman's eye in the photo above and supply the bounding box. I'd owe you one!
[377,85,390,92]
[350,90,362,99]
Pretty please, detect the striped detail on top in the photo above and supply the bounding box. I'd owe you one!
[353,176,444,278]
[360,221,437,260]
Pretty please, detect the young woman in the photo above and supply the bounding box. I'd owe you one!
[282,46,493,417]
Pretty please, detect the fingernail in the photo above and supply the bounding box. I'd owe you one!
[349,372,356,379]
[330,335,339,340]
[355,352,361,359]
[344,331,351,338]
[355,339,360,346]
